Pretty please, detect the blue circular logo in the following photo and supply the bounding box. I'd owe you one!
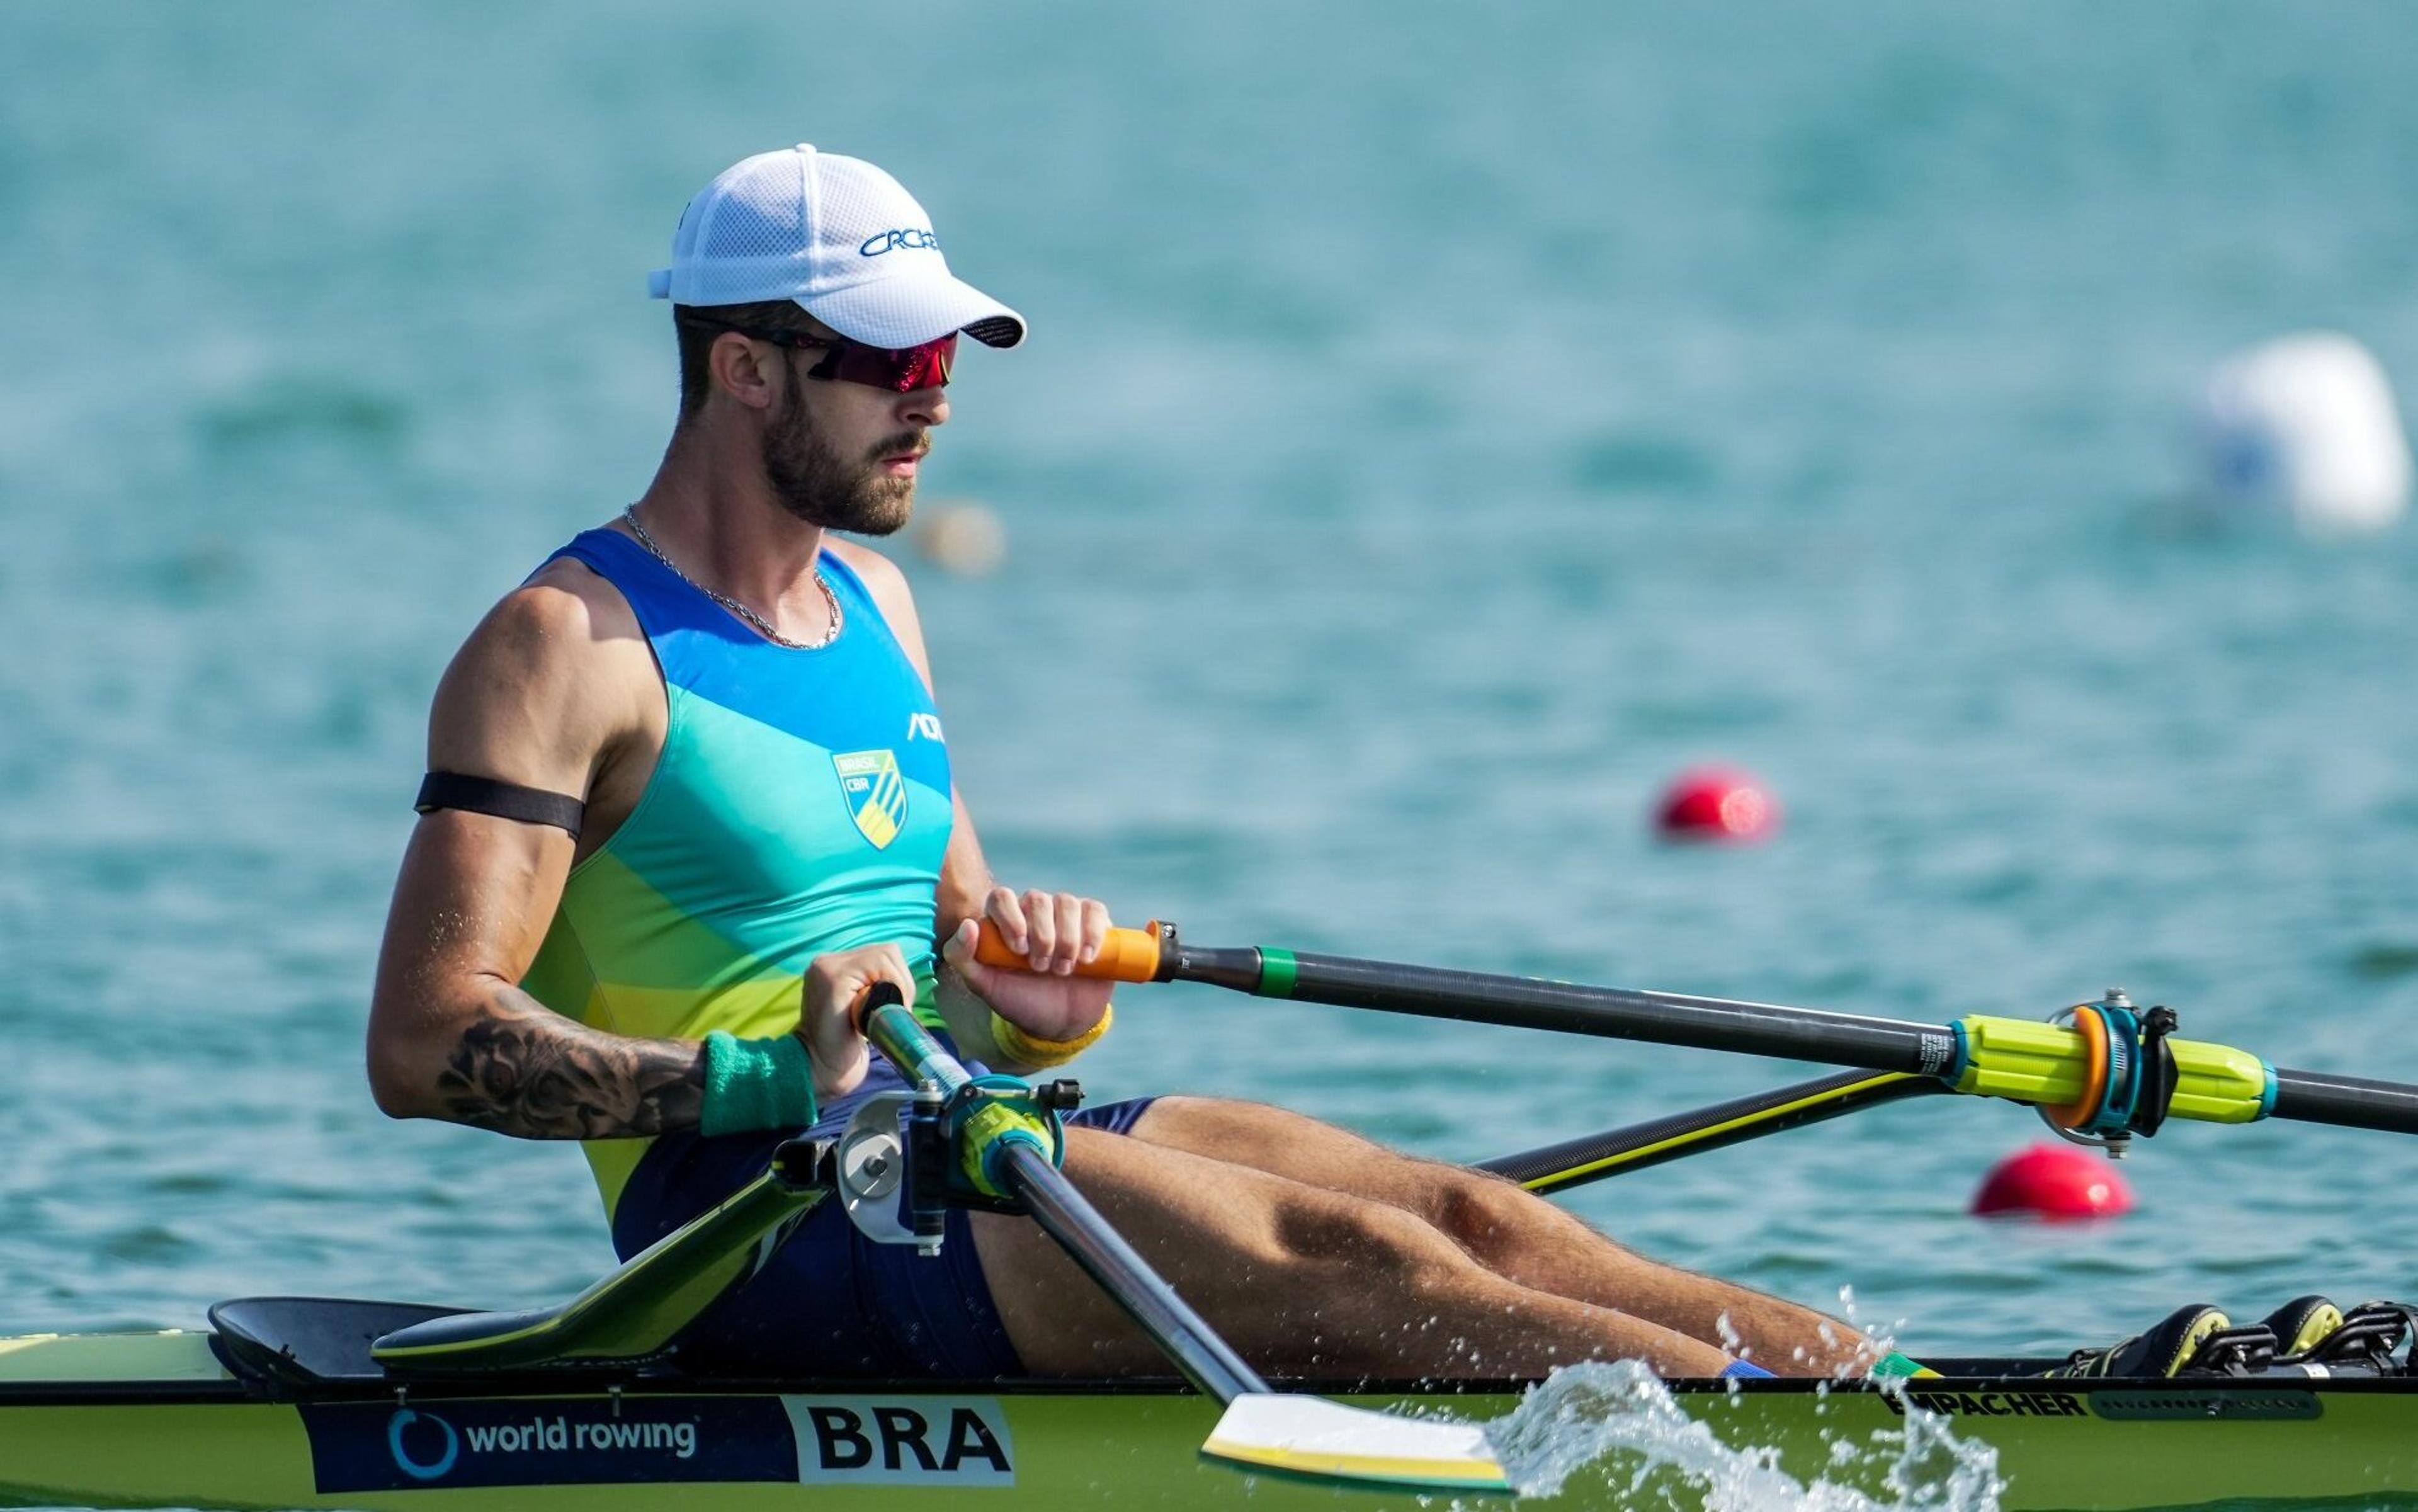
[387,1407,460,1481]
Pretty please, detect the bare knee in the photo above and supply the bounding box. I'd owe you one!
[1272,1190,1470,1297]
[1236,1195,1504,1373]
[1426,1172,1534,1259]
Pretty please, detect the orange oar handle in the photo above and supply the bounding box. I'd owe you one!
[974,919,1166,982]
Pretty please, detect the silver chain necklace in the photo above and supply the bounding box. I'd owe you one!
[621,506,842,651]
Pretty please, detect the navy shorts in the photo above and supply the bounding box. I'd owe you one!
[613,1055,1155,1380]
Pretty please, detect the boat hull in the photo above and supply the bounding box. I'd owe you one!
[4,1329,2416,1509]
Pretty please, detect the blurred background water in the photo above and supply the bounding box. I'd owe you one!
[4,0,2418,1395]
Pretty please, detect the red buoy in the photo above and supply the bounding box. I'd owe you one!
[1655,766,1779,843]
[1971,1142,2134,1221]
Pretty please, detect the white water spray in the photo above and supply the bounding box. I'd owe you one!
[1479,1360,2004,1511]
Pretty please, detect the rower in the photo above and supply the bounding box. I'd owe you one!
[366,143,1888,1387]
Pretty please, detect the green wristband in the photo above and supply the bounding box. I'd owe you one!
[700,1031,819,1137]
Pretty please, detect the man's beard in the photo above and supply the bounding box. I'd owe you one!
[761,385,922,536]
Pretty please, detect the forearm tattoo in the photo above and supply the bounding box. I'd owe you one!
[435,992,705,1139]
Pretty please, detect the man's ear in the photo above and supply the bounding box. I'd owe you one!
[708,334,783,412]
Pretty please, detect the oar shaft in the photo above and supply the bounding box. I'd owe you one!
[1479,1070,1948,1193]
[2271,1067,2418,1135]
[978,924,1956,1076]
[857,989,1268,1406]
[999,1142,1266,1402]
[1347,960,2418,1139]
[862,1000,974,1098]
[981,922,2418,1142]
[1274,949,1958,1076]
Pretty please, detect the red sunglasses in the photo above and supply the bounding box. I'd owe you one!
[687,316,956,393]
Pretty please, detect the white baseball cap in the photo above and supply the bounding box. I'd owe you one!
[647,144,1025,350]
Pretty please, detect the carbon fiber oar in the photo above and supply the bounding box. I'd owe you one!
[1477,1070,1948,1194]
[854,984,1509,1495]
[977,921,2418,1142]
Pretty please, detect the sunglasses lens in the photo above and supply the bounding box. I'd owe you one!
[834,334,958,392]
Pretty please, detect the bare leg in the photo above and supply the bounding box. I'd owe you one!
[1123,1097,1874,1375]
[972,1127,1734,1380]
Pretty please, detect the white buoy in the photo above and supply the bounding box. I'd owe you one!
[912,502,1007,577]
[2194,333,2412,535]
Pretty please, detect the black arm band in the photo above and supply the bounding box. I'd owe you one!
[414,772,585,839]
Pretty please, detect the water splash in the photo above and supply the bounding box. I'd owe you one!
[1480,1360,2004,1510]
[1834,1284,1913,1370]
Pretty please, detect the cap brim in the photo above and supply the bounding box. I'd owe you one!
[802,273,1025,350]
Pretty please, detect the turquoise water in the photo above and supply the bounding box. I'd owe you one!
[5,0,2418,1458]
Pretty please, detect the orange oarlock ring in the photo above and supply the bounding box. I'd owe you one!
[2043,1004,2111,1130]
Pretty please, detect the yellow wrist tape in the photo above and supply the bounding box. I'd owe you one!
[989,1003,1113,1067]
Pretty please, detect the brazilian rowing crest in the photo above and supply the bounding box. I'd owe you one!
[832,749,907,849]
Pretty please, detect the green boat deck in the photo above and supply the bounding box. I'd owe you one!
[4,1314,2417,1510]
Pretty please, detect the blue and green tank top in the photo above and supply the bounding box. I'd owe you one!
[518,527,953,1216]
